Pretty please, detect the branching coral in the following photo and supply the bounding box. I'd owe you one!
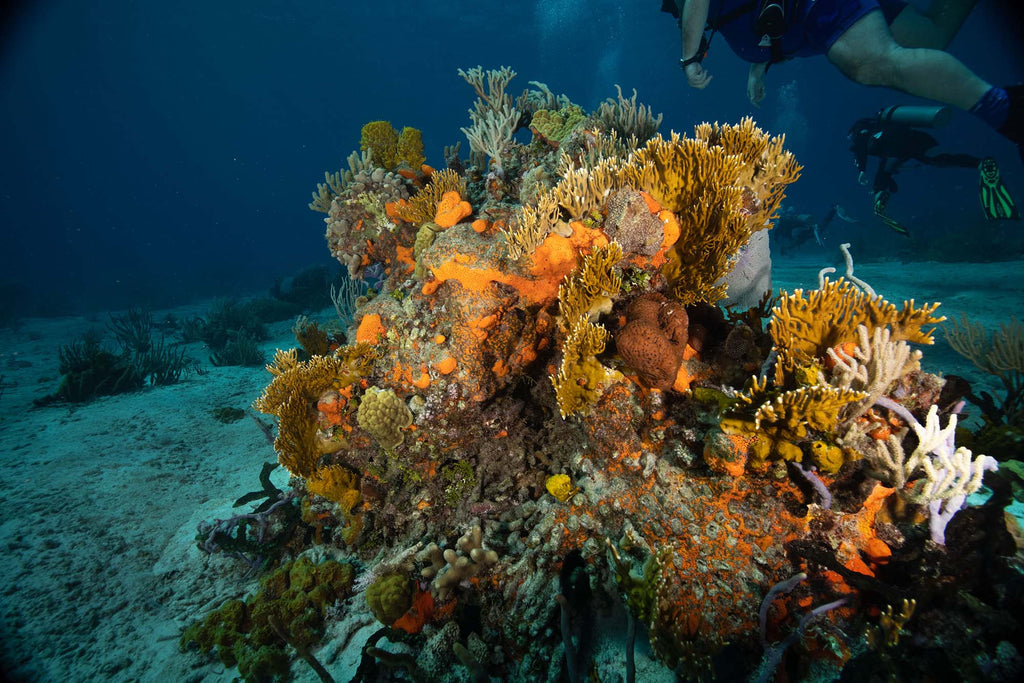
[769,277,944,380]
[826,324,922,425]
[946,314,1024,428]
[596,84,663,144]
[462,103,521,168]
[857,401,998,544]
[417,525,499,601]
[458,66,523,168]
[309,150,374,213]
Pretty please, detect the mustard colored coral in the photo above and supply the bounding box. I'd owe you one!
[253,346,374,477]
[357,386,413,450]
[545,473,579,502]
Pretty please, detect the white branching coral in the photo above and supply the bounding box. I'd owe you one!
[458,66,522,168]
[862,400,998,545]
[827,324,922,425]
[462,103,520,167]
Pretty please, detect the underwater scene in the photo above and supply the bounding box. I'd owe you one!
[2,1,1024,681]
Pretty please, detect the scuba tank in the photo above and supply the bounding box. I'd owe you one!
[877,105,953,128]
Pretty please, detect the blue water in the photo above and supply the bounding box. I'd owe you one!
[1,1,1022,317]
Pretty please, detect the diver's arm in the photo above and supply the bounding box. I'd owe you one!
[747,62,768,106]
[678,0,712,89]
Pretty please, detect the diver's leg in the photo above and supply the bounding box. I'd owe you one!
[889,0,978,49]
[920,152,982,168]
[827,10,990,110]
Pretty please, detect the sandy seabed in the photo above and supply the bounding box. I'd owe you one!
[1,257,1022,682]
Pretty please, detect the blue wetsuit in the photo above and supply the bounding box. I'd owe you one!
[662,0,909,63]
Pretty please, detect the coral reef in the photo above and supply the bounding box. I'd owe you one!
[183,70,1019,682]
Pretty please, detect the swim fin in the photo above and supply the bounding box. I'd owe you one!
[873,200,910,236]
[978,157,1020,220]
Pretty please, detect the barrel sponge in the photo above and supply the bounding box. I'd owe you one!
[365,573,416,626]
[360,120,400,170]
[357,386,413,450]
[397,126,426,169]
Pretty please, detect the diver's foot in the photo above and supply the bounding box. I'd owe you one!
[998,84,1024,163]
[979,157,1021,220]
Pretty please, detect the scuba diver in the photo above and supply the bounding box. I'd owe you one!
[662,1,1024,162]
[773,203,857,254]
[848,104,1020,236]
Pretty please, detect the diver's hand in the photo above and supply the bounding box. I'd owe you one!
[747,62,767,107]
[684,62,712,89]
[858,171,868,186]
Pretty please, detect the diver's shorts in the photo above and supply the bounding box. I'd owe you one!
[803,0,908,55]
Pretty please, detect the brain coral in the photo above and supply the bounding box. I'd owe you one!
[357,386,413,450]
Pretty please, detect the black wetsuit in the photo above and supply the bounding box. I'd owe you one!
[848,117,980,195]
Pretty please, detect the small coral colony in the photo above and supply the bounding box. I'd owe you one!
[180,67,1024,680]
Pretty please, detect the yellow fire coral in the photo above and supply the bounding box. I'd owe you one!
[753,385,867,466]
[307,464,361,511]
[395,168,467,226]
[621,121,799,305]
[552,242,624,418]
[693,116,801,230]
[769,277,944,377]
[356,386,413,451]
[253,346,375,477]
[556,241,623,331]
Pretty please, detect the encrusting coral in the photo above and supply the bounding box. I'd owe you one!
[183,68,1015,683]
